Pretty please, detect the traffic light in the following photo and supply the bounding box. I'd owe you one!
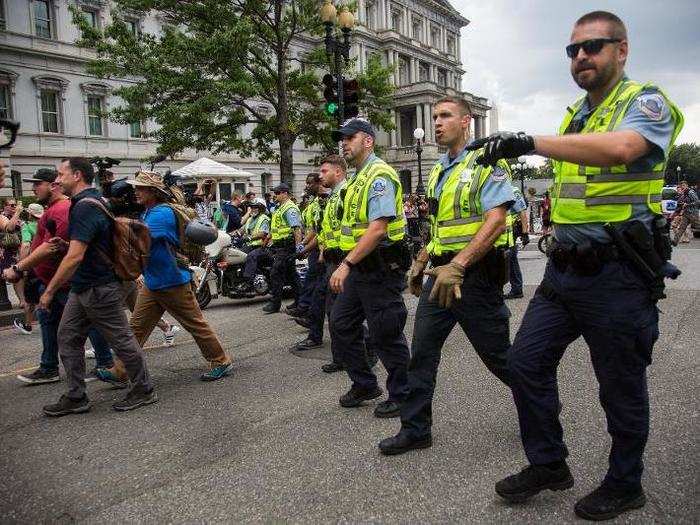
[322,74,339,117]
[343,78,360,119]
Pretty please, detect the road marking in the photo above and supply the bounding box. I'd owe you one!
[0,341,185,378]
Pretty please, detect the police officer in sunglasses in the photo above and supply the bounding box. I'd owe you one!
[468,10,684,521]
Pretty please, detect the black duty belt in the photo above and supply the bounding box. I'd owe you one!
[548,239,620,275]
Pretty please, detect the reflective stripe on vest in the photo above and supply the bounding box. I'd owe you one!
[270,200,300,242]
[320,180,346,250]
[425,150,510,256]
[552,79,684,224]
[338,159,406,251]
[246,213,270,247]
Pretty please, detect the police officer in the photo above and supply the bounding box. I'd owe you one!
[287,173,323,318]
[504,186,529,299]
[262,183,303,314]
[328,118,410,418]
[378,97,515,455]
[239,198,271,293]
[471,11,684,521]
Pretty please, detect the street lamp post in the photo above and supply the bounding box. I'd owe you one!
[510,159,526,195]
[676,165,681,185]
[320,1,354,125]
[413,127,425,196]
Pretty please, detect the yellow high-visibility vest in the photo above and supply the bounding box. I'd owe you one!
[426,149,510,256]
[552,79,684,224]
[270,200,300,242]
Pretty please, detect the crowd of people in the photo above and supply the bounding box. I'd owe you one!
[0,9,692,522]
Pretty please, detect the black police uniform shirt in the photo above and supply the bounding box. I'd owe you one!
[68,188,118,293]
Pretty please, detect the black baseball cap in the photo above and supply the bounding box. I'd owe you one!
[272,182,291,193]
[331,118,376,142]
[23,168,58,183]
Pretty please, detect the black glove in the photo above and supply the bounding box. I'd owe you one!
[466,132,535,166]
[521,232,530,246]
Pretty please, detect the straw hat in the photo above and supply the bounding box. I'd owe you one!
[125,171,170,195]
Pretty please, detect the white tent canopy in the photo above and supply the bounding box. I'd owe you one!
[171,157,254,179]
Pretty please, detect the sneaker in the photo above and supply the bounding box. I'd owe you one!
[200,362,233,382]
[162,324,181,347]
[95,366,129,389]
[13,318,32,335]
[43,394,90,417]
[85,347,96,359]
[339,386,383,408]
[495,463,574,503]
[17,368,60,385]
[84,367,100,383]
[262,302,280,314]
[574,484,646,521]
[112,387,158,412]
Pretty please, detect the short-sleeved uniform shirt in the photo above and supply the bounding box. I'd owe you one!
[31,198,70,286]
[283,204,302,229]
[68,188,118,293]
[511,188,528,215]
[141,204,191,291]
[434,143,516,213]
[554,83,676,244]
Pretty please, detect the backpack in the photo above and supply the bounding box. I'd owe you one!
[82,198,151,281]
[164,203,205,267]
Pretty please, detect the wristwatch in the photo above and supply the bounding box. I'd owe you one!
[11,264,23,276]
[341,259,355,269]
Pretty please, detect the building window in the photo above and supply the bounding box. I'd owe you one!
[40,90,60,133]
[430,25,441,49]
[364,1,375,30]
[391,9,402,33]
[129,120,145,138]
[447,34,456,56]
[33,0,53,38]
[418,62,430,82]
[125,18,140,37]
[0,0,6,30]
[87,96,105,136]
[0,85,10,119]
[437,68,447,87]
[398,56,410,85]
[82,9,98,28]
[412,17,422,41]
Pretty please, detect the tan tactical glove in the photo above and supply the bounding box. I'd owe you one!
[407,258,427,297]
[425,261,465,309]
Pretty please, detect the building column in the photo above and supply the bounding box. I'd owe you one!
[390,109,397,146]
[423,103,432,142]
[416,104,423,132]
[357,0,365,24]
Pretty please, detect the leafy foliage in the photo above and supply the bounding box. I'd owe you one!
[665,143,700,184]
[71,0,394,179]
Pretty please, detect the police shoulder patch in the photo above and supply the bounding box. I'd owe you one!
[490,167,506,182]
[371,177,387,195]
[637,93,665,121]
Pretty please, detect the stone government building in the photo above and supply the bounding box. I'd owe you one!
[0,0,492,198]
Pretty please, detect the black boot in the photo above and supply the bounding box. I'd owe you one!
[574,484,646,521]
[322,362,344,373]
[339,386,383,407]
[495,462,574,503]
[262,301,280,314]
[379,432,432,455]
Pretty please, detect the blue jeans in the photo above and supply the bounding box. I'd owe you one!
[37,285,113,372]
[298,248,321,309]
[508,244,523,294]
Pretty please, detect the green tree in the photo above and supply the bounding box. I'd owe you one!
[665,143,700,185]
[72,0,394,181]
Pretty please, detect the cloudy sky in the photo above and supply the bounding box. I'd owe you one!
[454,0,700,150]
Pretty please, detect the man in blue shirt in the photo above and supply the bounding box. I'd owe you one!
[504,186,530,299]
[126,172,233,381]
[39,157,155,416]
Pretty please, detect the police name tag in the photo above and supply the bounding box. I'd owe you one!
[460,170,473,183]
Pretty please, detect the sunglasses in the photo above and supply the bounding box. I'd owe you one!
[565,38,621,59]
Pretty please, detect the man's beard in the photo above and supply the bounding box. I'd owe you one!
[572,61,616,92]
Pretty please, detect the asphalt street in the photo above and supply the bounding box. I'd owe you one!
[1,240,698,523]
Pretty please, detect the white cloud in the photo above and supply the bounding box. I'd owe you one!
[453,0,700,146]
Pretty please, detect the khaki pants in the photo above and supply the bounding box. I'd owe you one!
[130,283,230,367]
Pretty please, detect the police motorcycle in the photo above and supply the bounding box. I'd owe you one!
[189,229,273,309]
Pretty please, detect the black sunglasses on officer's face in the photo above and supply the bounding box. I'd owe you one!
[565,38,621,59]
